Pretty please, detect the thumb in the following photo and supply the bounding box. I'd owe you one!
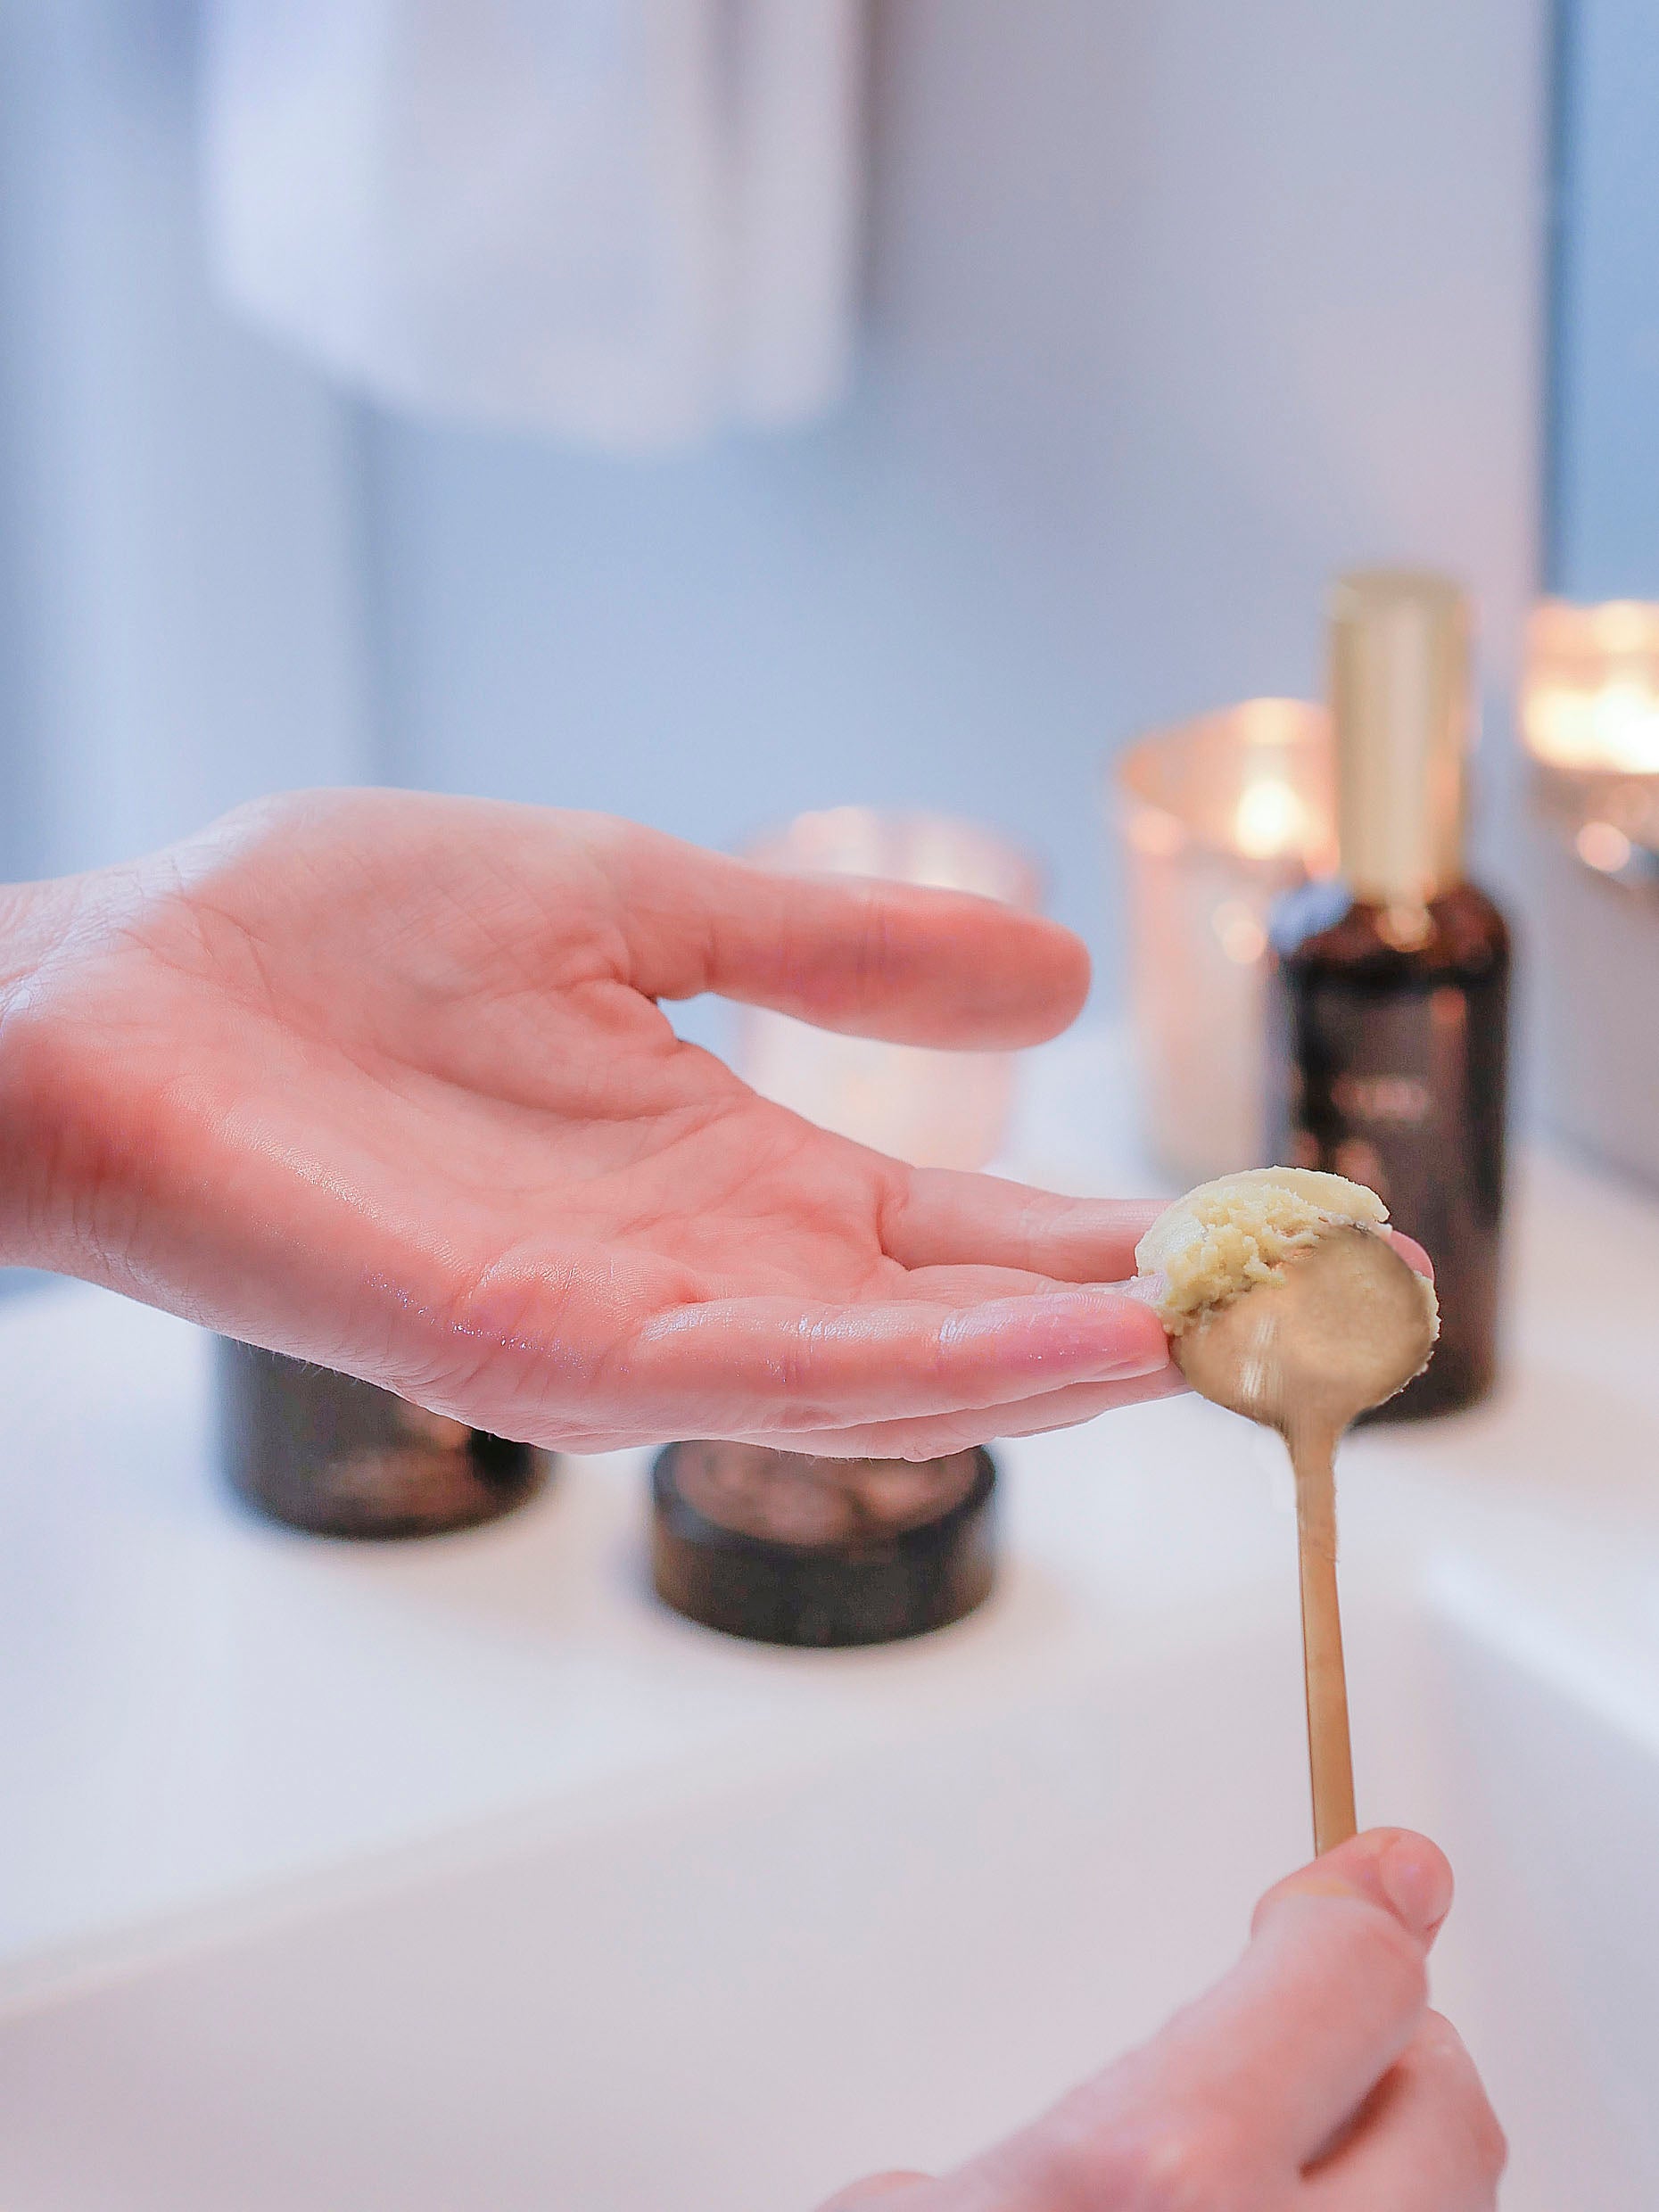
[1252,1826,1454,1949]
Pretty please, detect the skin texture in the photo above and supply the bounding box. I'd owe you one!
[820,1828,1506,2212]
[0,789,1180,1457]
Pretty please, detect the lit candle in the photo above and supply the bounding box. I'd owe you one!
[1523,600,1659,875]
[1113,700,1335,1184]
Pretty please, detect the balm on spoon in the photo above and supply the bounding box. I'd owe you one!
[1136,1169,1439,1854]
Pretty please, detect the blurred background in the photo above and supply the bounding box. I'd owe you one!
[0,0,1547,1023]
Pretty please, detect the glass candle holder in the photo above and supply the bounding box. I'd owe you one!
[1113,699,1336,1185]
[1523,598,1659,885]
[1522,598,1659,1188]
[738,808,1039,1169]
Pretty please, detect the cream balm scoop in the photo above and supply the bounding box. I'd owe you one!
[1134,1166,1436,1338]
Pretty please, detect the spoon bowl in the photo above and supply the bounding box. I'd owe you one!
[1173,1225,1438,1444]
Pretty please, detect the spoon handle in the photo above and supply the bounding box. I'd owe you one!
[1290,1432,1357,1855]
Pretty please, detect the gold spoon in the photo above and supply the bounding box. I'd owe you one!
[1175,1226,1438,1854]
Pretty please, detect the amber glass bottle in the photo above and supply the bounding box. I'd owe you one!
[1267,573,1510,1420]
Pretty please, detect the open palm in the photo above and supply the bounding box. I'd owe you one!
[0,792,1175,1455]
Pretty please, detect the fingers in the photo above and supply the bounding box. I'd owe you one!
[615,1285,1172,1436]
[1385,1227,1434,1280]
[766,1360,1186,1460]
[591,824,1091,1048]
[395,1234,1174,1454]
[1199,1828,1446,2163]
[883,1170,1162,1283]
[936,1828,1447,2211]
[881,1176,1435,1294]
[1251,1826,1453,1949]
[1302,2012,1506,2208]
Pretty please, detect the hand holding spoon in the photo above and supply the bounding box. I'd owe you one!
[1137,1172,1439,1854]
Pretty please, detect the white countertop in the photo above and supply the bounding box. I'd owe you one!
[4,1031,1658,1994]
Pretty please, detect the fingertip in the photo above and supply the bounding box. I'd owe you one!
[1076,1287,1174,1374]
[1374,1828,1455,1939]
[1254,1828,1453,1947]
[1044,920,1094,1035]
[1384,1227,1434,1282]
[1121,1268,1170,1312]
[940,904,1092,1048]
[1062,1287,1175,1378]
[1120,1306,1176,1374]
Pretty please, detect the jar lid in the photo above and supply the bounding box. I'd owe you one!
[650,1442,997,1647]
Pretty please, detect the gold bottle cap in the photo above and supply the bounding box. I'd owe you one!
[1328,569,1470,906]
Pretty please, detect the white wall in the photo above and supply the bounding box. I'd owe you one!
[360,0,1549,1003]
[0,1,1548,1012]
[0,0,374,882]
[1548,0,1659,598]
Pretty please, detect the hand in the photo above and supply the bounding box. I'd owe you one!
[823,1828,1504,2210]
[0,791,1176,1454]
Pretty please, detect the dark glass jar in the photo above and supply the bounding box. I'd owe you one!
[1267,879,1510,1421]
[650,1442,997,1646]
[215,1339,548,1538]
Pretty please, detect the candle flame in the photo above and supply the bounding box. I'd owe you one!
[1233,776,1306,859]
[1523,599,1659,774]
[1526,681,1659,775]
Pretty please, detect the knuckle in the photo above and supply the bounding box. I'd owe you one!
[415,1250,604,1426]
[1014,1189,1071,1265]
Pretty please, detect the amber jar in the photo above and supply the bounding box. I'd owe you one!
[216,1339,548,1539]
[650,1442,997,1646]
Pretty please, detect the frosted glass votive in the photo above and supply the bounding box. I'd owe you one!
[1523,598,1659,878]
[1113,700,1336,1185]
[738,808,1040,1170]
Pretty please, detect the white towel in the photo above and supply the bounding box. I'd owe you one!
[199,0,863,450]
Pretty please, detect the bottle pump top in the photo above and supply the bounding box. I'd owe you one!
[1328,569,1470,907]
